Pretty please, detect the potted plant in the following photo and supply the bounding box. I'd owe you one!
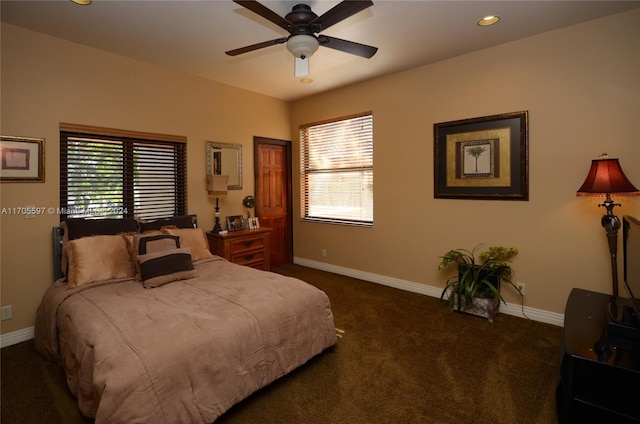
[438,245,524,321]
[242,195,256,217]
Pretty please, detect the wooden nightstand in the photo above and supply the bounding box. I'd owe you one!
[206,228,271,271]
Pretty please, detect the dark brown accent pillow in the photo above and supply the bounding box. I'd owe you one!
[137,248,197,288]
[135,234,181,255]
[130,233,181,280]
[64,217,139,240]
[138,215,196,232]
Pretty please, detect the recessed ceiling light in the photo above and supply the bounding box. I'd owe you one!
[71,0,92,5]
[478,15,500,26]
[300,78,313,84]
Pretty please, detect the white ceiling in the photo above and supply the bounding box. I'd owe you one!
[2,0,639,101]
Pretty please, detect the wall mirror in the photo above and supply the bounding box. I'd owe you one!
[206,141,242,190]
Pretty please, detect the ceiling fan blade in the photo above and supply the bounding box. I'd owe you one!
[233,0,297,33]
[318,35,378,59]
[310,0,373,31]
[225,38,287,56]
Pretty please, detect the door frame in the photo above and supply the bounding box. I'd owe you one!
[253,136,293,264]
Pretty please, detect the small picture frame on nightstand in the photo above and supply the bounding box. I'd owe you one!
[226,215,245,231]
[245,217,260,229]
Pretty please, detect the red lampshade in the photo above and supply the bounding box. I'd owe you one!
[577,156,639,197]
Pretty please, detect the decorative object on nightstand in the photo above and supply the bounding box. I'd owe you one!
[242,195,256,218]
[207,174,229,233]
[438,245,524,321]
[577,154,639,302]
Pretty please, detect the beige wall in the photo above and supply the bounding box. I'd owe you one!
[290,10,640,315]
[1,10,639,336]
[0,23,290,334]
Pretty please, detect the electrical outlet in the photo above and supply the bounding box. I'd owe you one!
[321,248,327,258]
[1,305,12,321]
[515,282,526,296]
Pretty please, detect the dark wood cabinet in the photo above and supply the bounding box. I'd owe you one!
[206,228,271,271]
[557,288,640,423]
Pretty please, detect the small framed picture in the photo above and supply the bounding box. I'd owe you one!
[1,135,45,182]
[226,215,245,232]
[245,217,260,229]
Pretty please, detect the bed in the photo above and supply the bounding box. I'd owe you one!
[34,216,337,423]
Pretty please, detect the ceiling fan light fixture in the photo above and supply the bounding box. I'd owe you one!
[71,0,92,5]
[478,15,500,26]
[286,35,319,59]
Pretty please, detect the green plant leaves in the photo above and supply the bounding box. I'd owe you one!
[438,244,523,313]
[242,195,256,208]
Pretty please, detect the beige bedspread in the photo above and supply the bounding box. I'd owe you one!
[35,257,337,423]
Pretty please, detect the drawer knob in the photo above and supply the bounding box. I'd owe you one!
[244,254,255,261]
[243,241,255,247]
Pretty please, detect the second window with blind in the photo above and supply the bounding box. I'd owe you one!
[299,112,373,226]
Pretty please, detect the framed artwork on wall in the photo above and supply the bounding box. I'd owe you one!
[434,111,528,200]
[0,135,45,182]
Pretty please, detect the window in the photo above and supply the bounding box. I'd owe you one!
[60,124,187,220]
[300,112,373,225]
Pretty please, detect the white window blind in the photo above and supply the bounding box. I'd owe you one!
[60,125,187,220]
[300,112,373,225]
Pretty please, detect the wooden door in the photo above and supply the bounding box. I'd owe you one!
[254,137,292,267]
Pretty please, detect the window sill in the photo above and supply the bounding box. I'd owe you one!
[300,218,373,228]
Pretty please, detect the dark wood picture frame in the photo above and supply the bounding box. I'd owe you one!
[0,135,45,182]
[434,111,528,200]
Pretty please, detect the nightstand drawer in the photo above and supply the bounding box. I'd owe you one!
[231,250,266,267]
[228,235,266,255]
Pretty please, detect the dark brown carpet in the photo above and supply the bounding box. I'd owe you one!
[1,264,562,423]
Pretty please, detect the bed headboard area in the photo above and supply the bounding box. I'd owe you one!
[52,214,198,281]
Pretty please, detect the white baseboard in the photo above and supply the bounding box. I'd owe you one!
[0,326,34,348]
[293,257,564,327]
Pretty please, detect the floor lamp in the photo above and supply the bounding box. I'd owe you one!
[577,154,639,302]
[207,174,229,233]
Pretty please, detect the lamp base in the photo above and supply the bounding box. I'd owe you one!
[212,217,222,233]
[212,199,222,233]
[599,194,622,300]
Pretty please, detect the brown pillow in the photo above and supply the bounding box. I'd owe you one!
[161,227,213,262]
[137,248,197,288]
[66,235,135,288]
[129,233,181,280]
[134,233,181,255]
[60,218,139,277]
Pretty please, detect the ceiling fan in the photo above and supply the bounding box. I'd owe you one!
[226,0,378,77]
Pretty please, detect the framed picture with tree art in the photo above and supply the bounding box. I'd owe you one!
[434,111,528,200]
